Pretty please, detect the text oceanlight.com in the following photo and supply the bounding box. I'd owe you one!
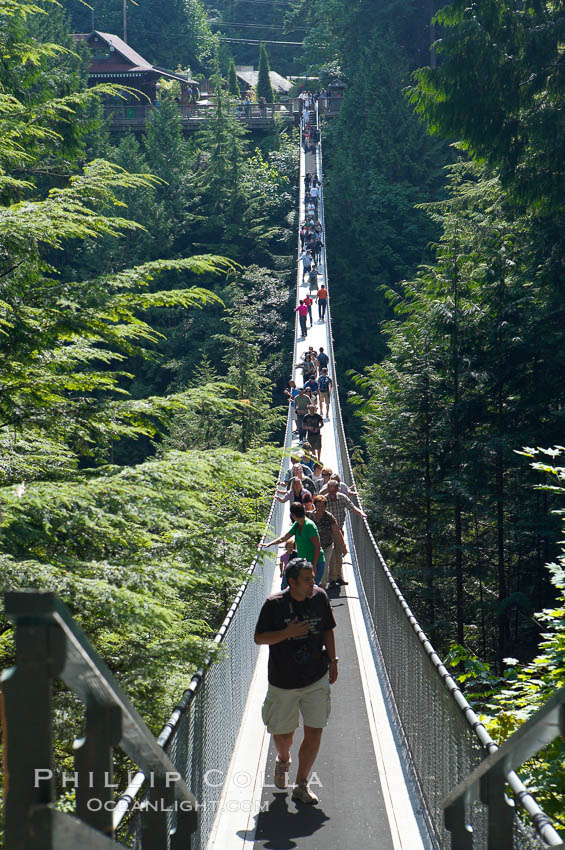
[86,799,270,813]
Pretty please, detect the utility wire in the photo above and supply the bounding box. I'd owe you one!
[218,36,304,44]
[220,0,294,4]
[209,21,306,29]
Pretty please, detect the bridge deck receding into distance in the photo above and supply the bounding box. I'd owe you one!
[205,139,432,850]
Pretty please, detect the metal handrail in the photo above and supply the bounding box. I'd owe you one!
[443,685,565,848]
[3,590,196,808]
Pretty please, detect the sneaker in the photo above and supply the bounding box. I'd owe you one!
[274,757,291,789]
[336,578,348,586]
[292,781,319,805]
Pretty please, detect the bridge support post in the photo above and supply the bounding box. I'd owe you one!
[74,704,122,837]
[480,769,514,850]
[170,804,198,850]
[1,621,65,850]
[445,796,474,850]
[140,778,174,849]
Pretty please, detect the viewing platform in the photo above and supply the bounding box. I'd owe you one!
[103,97,344,133]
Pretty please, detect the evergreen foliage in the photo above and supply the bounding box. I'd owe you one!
[227,57,240,97]
[0,445,279,736]
[350,161,563,663]
[256,42,275,104]
[408,0,565,215]
[214,283,285,451]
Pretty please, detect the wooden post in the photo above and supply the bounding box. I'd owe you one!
[2,623,65,850]
[1,688,8,799]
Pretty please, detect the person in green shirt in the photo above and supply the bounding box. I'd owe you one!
[260,502,324,583]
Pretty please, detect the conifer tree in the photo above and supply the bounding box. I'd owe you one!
[188,88,250,256]
[142,94,190,239]
[227,57,240,97]
[214,284,283,452]
[353,161,561,662]
[408,0,565,215]
[256,42,274,103]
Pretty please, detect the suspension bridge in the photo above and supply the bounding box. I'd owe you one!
[2,106,564,850]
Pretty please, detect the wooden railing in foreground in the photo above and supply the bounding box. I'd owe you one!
[1,590,197,850]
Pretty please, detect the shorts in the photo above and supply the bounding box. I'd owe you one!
[307,432,321,450]
[261,674,331,734]
[319,391,330,406]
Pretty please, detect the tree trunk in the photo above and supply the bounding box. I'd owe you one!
[452,263,465,645]
[495,385,509,665]
[423,372,435,627]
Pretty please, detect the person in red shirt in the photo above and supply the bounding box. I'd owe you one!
[317,285,328,321]
[296,300,309,337]
[304,294,314,327]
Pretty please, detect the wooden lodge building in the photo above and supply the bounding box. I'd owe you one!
[74,31,200,107]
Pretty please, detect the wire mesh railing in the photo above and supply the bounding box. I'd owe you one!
[316,106,558,849]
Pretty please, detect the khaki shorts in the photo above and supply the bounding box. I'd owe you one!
[307,432,321,451]
[319,391,330,406]
[261,674,331,734]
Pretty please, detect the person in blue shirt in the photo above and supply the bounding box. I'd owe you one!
[316,347,329,370]
[304,375,319,400]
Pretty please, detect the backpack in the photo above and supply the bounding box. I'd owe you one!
[319,375,330,392]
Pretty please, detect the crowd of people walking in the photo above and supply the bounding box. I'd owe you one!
[255,106,367,808]
[275,108,367,591]
[296,171,327,336]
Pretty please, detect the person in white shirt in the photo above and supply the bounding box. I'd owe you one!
[299,250,313,281]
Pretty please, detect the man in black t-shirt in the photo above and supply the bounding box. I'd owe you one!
[302,405,324,460]
[254,558,338,805]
